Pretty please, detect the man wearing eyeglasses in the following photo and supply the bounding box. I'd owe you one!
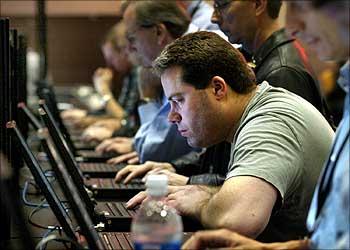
[211,0,331,123]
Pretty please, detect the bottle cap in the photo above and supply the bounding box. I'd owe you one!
[146,174,168,197]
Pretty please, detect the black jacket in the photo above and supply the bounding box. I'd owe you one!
[254,28,328,116]
[173,29,329,186]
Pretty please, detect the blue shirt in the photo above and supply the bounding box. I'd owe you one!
[307,61,349,249]
[187,0,219,31]
[134,95,196,163]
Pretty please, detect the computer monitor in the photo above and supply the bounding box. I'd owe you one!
[7,121,77,240]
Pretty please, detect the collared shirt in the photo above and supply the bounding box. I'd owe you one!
[186,0,219,31]
[307,61,349,249]
[134,95,196,163]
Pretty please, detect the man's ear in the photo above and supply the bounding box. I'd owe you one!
[156,23,168,46]
[255,0,267,17]
[210,76,228,100]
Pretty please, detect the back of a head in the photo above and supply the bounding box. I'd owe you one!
[154,31,256,94]
[122,0,190,39]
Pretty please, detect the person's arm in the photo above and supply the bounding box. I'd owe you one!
[182,229,310,250]
[169,115,303,238]
[166,176,277,238]
[199,176,277,238]
[93,68,125,119]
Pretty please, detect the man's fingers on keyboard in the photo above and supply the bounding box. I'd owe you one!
[127,156,139,164]
[126,191,147,209]
[115,166,132,182]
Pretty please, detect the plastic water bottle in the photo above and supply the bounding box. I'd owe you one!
[132,174,183,250]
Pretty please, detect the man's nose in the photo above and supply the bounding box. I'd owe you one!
[168,111,181,124]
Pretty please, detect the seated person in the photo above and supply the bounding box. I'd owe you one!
[126,31,334,243]
[92,1,201,164]
[62,21,140,139]
[183,0,349,248]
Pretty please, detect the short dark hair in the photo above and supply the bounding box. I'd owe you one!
[122,1,190,39]
[267,0,282,19]
[153,31,256,94]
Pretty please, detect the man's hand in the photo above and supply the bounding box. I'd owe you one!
[96,137,133,154]
[92,119,121,132]
[93,68,113,96]
[107,151,139,164]
[166,185,216,219]
[182,229,264,250]
[144,169,188,186]
[126,191,148,209]
[81,126,114,142]
[182,229,310,250]
[61,108,87,121]
[114,161,175,184]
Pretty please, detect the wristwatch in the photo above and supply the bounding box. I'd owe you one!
[102,94,112,104]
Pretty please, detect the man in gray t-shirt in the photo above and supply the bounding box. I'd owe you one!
[126,31,334,242]
[227,81,333,241]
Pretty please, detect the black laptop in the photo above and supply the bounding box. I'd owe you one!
[36,91,117,162]
[38,103,145,199]
[39,100,127,175]
[44,132,193,249]
[8,120,140,232]
[7,120,145,248]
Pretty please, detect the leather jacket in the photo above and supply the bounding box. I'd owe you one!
[254,29,330,120]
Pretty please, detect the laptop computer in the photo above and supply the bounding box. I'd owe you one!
[38,103,145,199]
[39,100,123,169]
[0,152,35,250]
[36,92,116,162]
[8,120,138,232]
[18,103,144,199]
[7,121,140,248]
[42,130,193,249]
[19,101,127,179]
[6,121,77,240]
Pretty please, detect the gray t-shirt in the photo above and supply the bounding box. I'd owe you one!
[227,82,334,242]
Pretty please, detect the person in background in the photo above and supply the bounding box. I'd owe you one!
[95,1,198,165]
[211,0,330,119]
[176,0,219,31]
[182,0,349,248]
[61,21,140,139]
[110,0,230,185]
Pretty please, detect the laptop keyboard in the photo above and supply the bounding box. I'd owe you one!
[85,178,144,189]
[96,202,136,217]
[100,232,133,250]
[77,150,116,159]
[79,163,125,173]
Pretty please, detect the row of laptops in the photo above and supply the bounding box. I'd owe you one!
[19,101,145,199]
[18,100,202,229]
[36,83,116,162]
[9,119,193,249]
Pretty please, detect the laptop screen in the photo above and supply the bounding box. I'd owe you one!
[7,121,76,240]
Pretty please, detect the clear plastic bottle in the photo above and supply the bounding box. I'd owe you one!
[132,174,183,250]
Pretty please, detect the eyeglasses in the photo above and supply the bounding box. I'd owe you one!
[213,0,233,12]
